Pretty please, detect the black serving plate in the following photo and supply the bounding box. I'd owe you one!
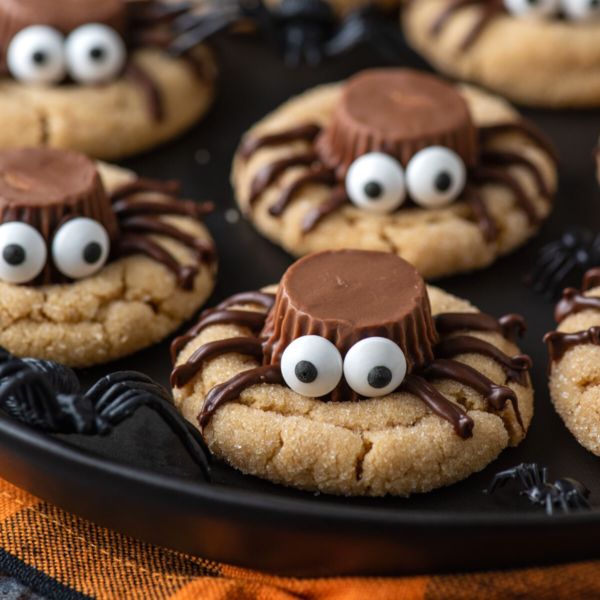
[0,36,600,577]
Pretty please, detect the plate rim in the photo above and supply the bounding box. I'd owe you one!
[1,411,598,533]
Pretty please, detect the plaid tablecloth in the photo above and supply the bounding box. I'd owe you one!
[0,477,598,599]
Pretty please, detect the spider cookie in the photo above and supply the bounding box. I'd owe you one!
[171,250,533,496]
[232,68,557,279]
[0,0,216,160]
[0,147,217,367]
[545,268,600,455]
[402,0,600,108]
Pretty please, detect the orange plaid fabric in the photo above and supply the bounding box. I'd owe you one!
[0,477,598,600]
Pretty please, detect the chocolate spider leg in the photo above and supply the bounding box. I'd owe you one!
[239,124,322,159]
[124,62,164,121]
[112,198,214,219]
[434,312,526,342]
[128,0,194,24]
[119,216,216,262]
[429,0,483,36]
[458,0,504,51]
[555,288,600,323]
[420,358,523,428]
[545,327,600,365]
[480,150,550,198]
[402,374,474,438]
[583,267,600,291]
[269,167,336,216]
[249,152,319,205]
[171,337,264,388]
[470,165,539,225]
[462,185,498,242]
[434,336,531,386]
[302,186,350,233]
[171,309,268,359]
[479,122,559,165]
[215,292,276,311]
[115,234,198,290]
[199,366,284,430]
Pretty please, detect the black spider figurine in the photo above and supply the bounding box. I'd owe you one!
[0,348,211,480]
[528,229,600,299]
[487,463,591,515]
[170,0,404,66]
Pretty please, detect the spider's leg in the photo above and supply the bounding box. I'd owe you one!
[546,493,555,516]
[486,467,518,494]
[168,11,242,56]
[269,167,336,216]
[462,186,497,242]
[302,186,350,233]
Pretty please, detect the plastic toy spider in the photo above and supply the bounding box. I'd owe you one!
[528,230,600,299]
[429,0,600,51]
[487,463,591,515]
[169,0,404,66]
[171,250,531,437]
[0,347,211,479]
[238,68,556,240]
[0,0,214,120]
[0,147,215,289]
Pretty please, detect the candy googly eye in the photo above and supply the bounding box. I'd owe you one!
[7,26,66,85]
[0,222,47,284]
[561,0,600,20]
[345,152,406,214]
[343,337,407,398]
[503,0,561,17]
[52,218,110,280]
[65,24,126,85]
[405,146,466,209]
[281,335,343,398]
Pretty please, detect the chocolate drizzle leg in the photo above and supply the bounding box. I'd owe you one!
[555,288,600,323]
[583,268,600,291]
[435,336,531,386]
[171,309,267,360]
[124,62,164,121]
[545,327,600,364]
[402,374,474,438]
[199,366,284,430]
[171,337,263,388]
[421,358,523,428]
[239,124,322,160]
[435,312,526,343]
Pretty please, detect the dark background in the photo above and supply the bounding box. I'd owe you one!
[1,32,600,578]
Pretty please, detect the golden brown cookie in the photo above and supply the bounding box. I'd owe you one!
[0,0,216,160]
[402,0,600,108]
[0,147,217,367]
[545,268,600,455]
[232,68,557,279]
[172,250,533,497]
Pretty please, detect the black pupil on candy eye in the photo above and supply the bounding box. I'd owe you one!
[295,360,318,384]
[3,244,26,266]
[434,172,452,193]
[368,366,393,389]
[32,51,47,65]
[83,242,102,264]
[90,47,106,62]
[364,181,383,199]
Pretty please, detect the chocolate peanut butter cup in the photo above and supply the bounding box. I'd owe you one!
[316,69,479,176]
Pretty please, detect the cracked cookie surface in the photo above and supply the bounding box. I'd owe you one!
[0,162,216,367]
[548,282,600,456]
[173,285,533,497]
[0,48,216,161]
[402,0,600,108]
[232,81,556,279]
